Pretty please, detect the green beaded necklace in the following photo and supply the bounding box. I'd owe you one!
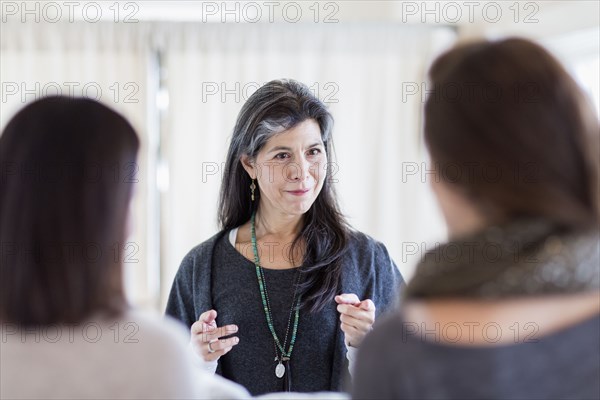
[251,210,300,382]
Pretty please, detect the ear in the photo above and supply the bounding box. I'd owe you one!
[240,154,256,180]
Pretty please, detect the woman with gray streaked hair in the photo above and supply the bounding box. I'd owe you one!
[166,79,403,395]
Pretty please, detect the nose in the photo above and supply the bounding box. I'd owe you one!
[288,156,311,182]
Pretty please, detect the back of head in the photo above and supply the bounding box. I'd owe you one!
[424,38,600,230]
[0,96,140,326]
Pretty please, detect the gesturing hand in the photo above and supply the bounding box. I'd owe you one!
[335,293,376,348]
[190,309,240,362]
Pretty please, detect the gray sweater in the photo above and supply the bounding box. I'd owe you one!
[353,311,600,399]
[166,230,403,395]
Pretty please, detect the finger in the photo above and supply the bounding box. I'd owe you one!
[340,313,373,332]
[191,310,218,335]
[203,346,227,362]
[221,346,234,356]
[336,303,356,315]
[359,299,375,312]
[340,322,370,347]
[337,304,375,322]
[341,321,361,335]
[340,312,373,329]
[200,324,239,342]
[203,336,240,361]
[206,344,236,361]
[191,320,212,335]
[207,336,239,353]
[335,293,361,305]
[200,309,217,324]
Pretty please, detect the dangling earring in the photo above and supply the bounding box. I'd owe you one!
[250,179,256,201]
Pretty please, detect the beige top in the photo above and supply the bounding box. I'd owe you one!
[0,309,250,399]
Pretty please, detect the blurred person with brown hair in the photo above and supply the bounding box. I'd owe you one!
[0,97,249,399]
[352,38,600,399]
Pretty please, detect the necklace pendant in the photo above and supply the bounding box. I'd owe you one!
[275,361,285,378]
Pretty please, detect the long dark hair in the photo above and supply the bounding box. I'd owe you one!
[424,38,600,230]
[218,79,349,313]
[0,96,139,326]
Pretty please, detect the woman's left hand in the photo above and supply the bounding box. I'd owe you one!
[335,293,376,348]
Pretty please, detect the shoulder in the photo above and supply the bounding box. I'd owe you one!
[106,310,203,397]
[118,309,190,352]
[182,231,228,264]
[119,310,251,399]
[114,310,195,376]
[341,230,402,295]
[167,233,229,322]
[177,231,229,275]
[345,229,392,260]
[343,229,396,276]
[0,310,200,399]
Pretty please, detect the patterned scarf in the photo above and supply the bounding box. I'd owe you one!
[405,219,600,300]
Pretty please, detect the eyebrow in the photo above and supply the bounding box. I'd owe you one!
[267,142,323,153]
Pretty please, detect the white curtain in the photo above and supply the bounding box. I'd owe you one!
[160,22,455,308]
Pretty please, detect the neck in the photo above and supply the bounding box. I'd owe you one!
[433,180,488,240]
[446,210,488,240]
[255,205,303,239]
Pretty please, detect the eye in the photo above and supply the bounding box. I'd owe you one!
[274,153,290,160]
[307,148,322,156]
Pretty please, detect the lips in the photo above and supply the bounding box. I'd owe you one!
[287,189,310,195]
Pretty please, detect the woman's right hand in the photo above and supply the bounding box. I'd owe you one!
[190,309,239,362]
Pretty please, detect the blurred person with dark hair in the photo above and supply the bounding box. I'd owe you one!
[353,38,600,399]
[166,79,403,395]
[0,97,249,399]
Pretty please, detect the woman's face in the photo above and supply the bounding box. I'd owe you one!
[243,119,327,217]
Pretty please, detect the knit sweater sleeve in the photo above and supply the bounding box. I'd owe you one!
[344,231,404,317]
[335,231,405,389]
[165,249,199,329]
[372,239,404,316]
[165,233,225,330]
[165,233,228,375]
